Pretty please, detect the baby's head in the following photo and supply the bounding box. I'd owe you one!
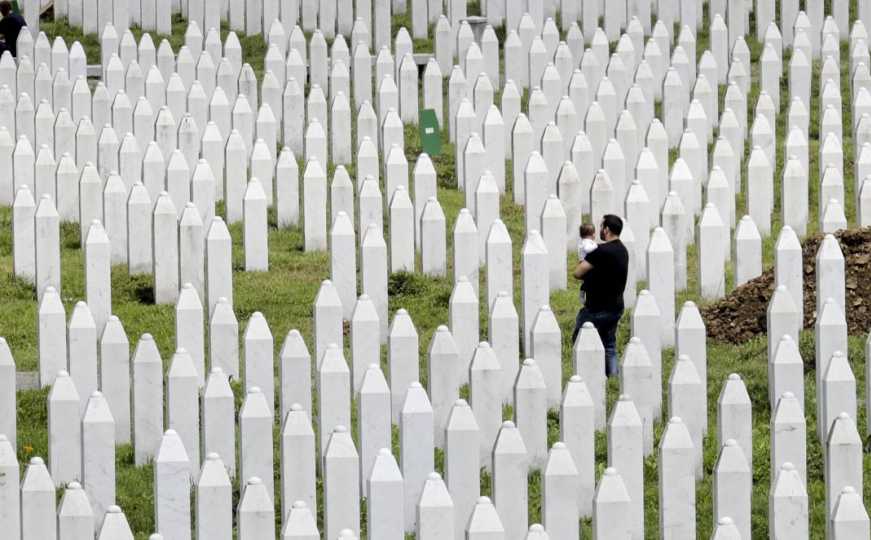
[579,222,596,240]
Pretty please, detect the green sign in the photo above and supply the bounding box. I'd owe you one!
[419,109,441,156]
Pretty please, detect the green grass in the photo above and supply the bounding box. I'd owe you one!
[7,3,871,539]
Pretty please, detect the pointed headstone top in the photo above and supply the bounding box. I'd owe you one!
[633,290,661,316]
[493,420,527,456]
[768,285,798,315]
[325,425,358,459]
[402,381,432,414]
[828,412,862,446]
[156,429,190,465]
[661,417,694,449]
[596,467,631,502]
[168,349,197,379]
[244,312,273,340]
[240,386,272,418]
[716,439,749,472]
[369,447,403,483]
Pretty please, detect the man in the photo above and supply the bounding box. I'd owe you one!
[0,1,25,58]
[571,214,629,377]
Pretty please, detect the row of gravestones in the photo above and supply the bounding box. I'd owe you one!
[8,155,775,382]
[1,272,870,538]
[0,86,860,540]
[1,10,860,204]
[3,12,860,420]
[107,8,860,255]
[6,188,865,526]
[44,0,870,52]
[0,59,854,239]
[1,122,842,320]
[10,2,860,440]
[78,4,871,147]
[0,20,432,202]
[0,2,868,536]
[5,9,863,301]
[50,0,484,42]
[1,5,859,319]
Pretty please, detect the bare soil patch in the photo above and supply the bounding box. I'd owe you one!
[702,228,871,343]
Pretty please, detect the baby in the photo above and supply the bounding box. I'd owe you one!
[578,222,598,261]
[577,223,597,304]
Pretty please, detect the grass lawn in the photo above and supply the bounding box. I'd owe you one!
[5,4,871,539]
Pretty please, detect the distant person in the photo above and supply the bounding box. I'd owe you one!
[0,1,25,58]
[571,214,629,377]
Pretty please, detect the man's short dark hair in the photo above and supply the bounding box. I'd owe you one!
[0,1,11,15]
[601,214,623,236]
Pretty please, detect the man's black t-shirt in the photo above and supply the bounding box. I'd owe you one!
[0,13,26,57]
[581,239,629,312]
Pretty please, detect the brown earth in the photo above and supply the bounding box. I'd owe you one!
[702,228,871,344]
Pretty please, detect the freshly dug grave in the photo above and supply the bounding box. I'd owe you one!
[702,228,871,344]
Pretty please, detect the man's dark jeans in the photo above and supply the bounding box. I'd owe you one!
[572,306,623,377]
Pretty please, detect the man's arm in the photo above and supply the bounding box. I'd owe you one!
[573,259,593,280]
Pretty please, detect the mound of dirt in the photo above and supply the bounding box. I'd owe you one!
[702,228,871,344]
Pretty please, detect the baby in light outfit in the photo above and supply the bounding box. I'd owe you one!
[577,222,597,304]
[578,222,598,261]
